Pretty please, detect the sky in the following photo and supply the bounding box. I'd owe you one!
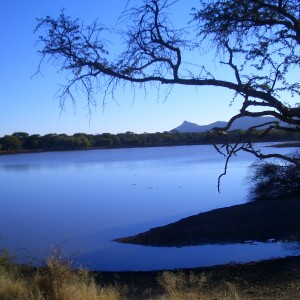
[0,0,245,136]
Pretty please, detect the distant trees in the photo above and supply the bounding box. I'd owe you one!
[24,134,40,149]
[0,130,298,153]
[0,135,22,151]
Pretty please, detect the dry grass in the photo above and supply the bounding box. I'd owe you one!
[0,267,124,300]
[157,271,244,300]
[0,248,124,300]
[0,266,44,300]
[1,248,300,299]
[158,271,208,299]
[157,270,300,299]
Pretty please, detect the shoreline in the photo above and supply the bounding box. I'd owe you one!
[9,255,300,299]
[95,255,300,298]
[115,198,300,247]
[0,140,298,156]
[0,143,211,156]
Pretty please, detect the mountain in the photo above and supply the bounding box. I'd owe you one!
[171,117,282,133]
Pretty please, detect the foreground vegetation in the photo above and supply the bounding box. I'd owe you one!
[0,248,124,300]
[0,129,299,153]
[248,161,300,201]
[1,247,300,300]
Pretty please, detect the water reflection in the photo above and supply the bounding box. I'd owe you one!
[1,164,40,172]
[282,242,300,252]
[75,241,300,271]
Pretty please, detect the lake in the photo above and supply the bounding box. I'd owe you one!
[0,144,299,271]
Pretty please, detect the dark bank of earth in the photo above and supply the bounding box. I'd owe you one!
[95,256,300,299]
[114,198,300,246]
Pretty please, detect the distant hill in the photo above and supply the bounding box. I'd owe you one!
[171,117,283,133]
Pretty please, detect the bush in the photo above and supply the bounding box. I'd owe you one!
[0,249,14,267]
[157,271,209,299]
[0,247,124,300]
[33,248,124,300]
[157,271,243,299]
[247,160,300,201]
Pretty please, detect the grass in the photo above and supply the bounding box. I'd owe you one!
[1,248,300,299]
[0,248,124,300]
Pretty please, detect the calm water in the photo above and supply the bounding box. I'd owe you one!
[0,144,299,271]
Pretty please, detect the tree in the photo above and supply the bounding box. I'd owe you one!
[72,133,90,148]
[12,132,29,144]
[24,134,40,149]
[35,0,299,168]
[247,160,300,201]
[1,135,22,151]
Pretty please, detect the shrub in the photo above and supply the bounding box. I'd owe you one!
[0,247,124,300]
[157,271,209,299]
[0,249,14,267]
[247,159,300,201]
[33,248,124,300]
[157,271,244,299]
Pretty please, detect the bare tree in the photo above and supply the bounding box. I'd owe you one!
[35,0,300,171]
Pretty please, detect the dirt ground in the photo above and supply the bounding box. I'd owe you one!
[108,198,300,298]
[95,255,300,299]
[115,198,300,246]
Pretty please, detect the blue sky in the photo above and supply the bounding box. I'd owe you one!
[0,0,244,136]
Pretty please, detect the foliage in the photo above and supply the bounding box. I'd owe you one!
[0,129,298,153]
[0,249,14,267]
[247,159,300,201]
[0,135,22,151]
[157,271,210,299]
[157,271,249,299]
[0,248,123,300]
[34,0,300,166]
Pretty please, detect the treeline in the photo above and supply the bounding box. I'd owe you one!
[0,129,299,153]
